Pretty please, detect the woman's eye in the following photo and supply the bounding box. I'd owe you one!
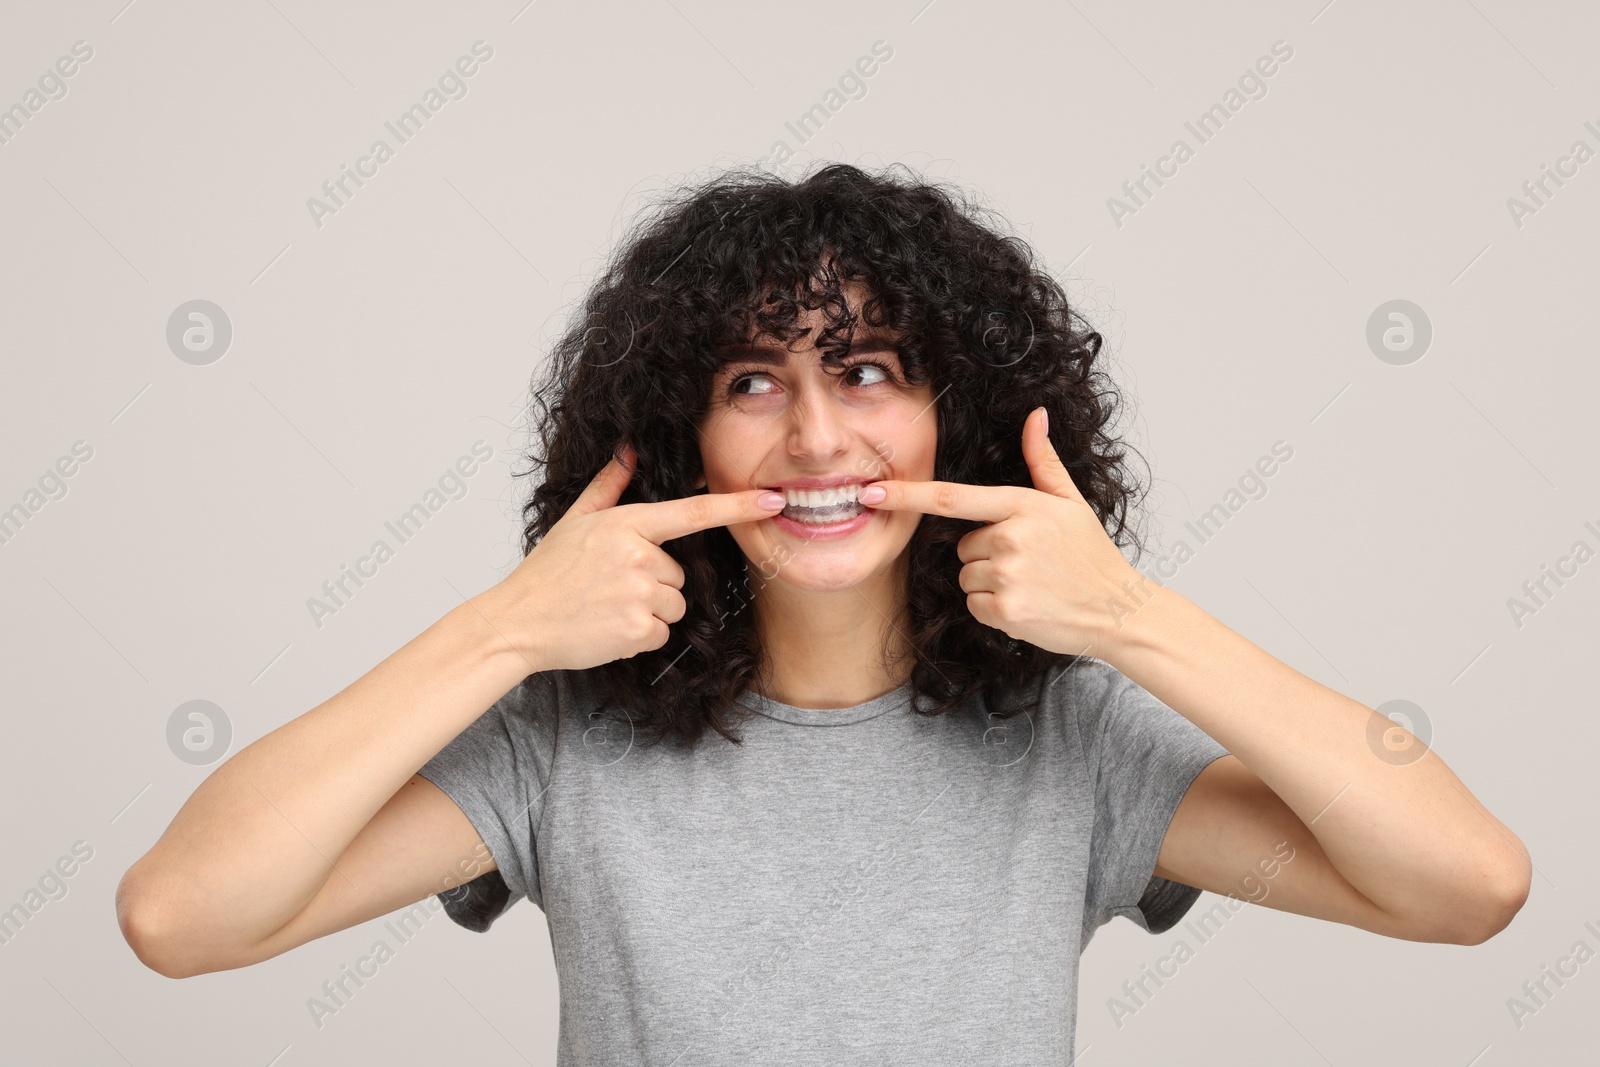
[726,360,893,396]
[730,372,775,395]
[845,361,892,386]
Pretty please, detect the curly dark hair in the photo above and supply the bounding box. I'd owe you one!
[515,161,1151,749]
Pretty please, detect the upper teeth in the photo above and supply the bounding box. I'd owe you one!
[781,484,863,508]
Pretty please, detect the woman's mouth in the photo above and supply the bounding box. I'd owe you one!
[775,484,869,525]
[767,483,877,538]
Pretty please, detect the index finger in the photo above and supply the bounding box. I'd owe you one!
[631,488,787,544]
[860,480,1022,523]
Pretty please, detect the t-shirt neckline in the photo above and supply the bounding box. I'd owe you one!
[733,680,914,726]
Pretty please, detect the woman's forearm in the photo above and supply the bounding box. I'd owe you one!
[1097,583,1531,938]
[116,594,535,969]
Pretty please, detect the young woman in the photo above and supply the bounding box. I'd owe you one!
[117,163,1530,1063]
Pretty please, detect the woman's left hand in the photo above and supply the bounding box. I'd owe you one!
[860,407,1152,656]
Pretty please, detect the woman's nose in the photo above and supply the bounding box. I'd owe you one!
[785,390,851,461]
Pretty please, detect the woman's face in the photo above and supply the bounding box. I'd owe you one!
[694,293,939,595]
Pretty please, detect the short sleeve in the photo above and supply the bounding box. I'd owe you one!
[416,672,560,932]
[1072,660,1229,941]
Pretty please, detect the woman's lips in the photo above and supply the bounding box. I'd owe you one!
[769,504,876,540]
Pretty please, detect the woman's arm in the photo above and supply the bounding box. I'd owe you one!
[120,451,800,979]
[860,408,1532,944]
[115,595,535,978]
[116,452,782,977]
[1103,582,1532,944]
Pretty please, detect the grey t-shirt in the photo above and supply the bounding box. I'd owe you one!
[416,655,1228,1064]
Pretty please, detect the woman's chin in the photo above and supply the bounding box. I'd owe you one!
[773,563,877,593]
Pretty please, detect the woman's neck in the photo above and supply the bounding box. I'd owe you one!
[749,562,913,710]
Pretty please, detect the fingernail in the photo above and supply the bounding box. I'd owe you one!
[860,485,886,504]
[1039,407,1049,435]
[758,492,786,510]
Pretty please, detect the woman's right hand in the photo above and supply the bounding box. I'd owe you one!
[473,443,787,673]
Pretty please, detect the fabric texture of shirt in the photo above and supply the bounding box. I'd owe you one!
[416,655,1229,1065]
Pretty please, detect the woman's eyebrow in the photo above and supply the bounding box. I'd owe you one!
[716,329,902,365]
[717,342,788,366]
[847,328,901,355]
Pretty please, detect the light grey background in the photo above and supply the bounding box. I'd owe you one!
[1,0,1595,1063]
